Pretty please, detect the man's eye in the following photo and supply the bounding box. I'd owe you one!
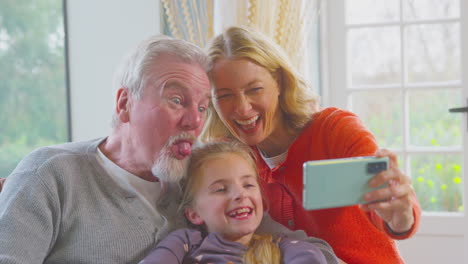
[170,97,182,104]
[215,187,226,193]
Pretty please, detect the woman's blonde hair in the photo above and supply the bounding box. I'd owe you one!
[178,141,281,264]
[201,26,320,142]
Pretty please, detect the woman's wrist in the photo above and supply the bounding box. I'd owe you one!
[385,209,415,235]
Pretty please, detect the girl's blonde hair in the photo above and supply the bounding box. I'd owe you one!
[178,141,281,264]
[201,26,320,142]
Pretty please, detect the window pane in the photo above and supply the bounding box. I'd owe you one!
[409,88,462,147]
[0,0,68,177]
[349,90,402,149]
[405,23,460,84]
[403,0,460,21]
[348,27,401,86]
[411,154,463,212]
[346,0,399,24]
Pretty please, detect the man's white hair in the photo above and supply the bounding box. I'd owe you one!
[111,35,210,127]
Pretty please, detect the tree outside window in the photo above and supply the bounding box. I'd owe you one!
[0,0,69,177]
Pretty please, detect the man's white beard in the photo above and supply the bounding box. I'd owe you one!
[151,133,194,183]
[151,150,188,183]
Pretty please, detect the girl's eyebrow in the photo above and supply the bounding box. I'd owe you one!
[241,174,256,180]
[208,179,226,187]
[208,174,256,187]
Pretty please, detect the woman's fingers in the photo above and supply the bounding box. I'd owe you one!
[364,180,413,203]
[361,149,416,233]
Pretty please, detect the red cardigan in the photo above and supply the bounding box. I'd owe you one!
[256,107,421,264]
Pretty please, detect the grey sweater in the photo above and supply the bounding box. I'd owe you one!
[0,138,337,264]
[0,138,177,264]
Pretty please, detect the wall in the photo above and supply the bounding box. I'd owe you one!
[66,0,161,141]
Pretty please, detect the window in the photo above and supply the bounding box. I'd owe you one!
[324,0,467,261]
[347,0,462,213]
[326,0,464,213]
[0,0,69,177]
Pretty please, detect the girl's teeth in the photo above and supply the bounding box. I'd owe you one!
[229,208,252,216]
[236,208,249,214]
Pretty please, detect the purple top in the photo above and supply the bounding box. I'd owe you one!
[140,228,327,264]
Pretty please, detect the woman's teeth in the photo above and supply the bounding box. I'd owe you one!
[235,116,259,126]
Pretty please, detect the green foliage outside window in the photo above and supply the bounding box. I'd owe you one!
[0,0,68,177]
[362,91,463,213]
[411,155,463,212]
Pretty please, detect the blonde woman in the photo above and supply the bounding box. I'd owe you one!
[202,26,421,264]
[140,141,337,263]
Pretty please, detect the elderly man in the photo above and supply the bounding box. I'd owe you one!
[0,36,337,264]
[0,35,212,263]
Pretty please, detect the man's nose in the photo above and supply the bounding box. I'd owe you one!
[180,106,202,130]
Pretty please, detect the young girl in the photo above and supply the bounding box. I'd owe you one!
[140,141,336,264]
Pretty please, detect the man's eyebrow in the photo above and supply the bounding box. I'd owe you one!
[164,81,211,99]
[163,81,187,91]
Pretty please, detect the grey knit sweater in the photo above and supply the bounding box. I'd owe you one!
[0,138,338,264]
[0,138,180,264]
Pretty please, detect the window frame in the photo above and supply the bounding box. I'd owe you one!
[63,0,72,141]
[321,0,467,237]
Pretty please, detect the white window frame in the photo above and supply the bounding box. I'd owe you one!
[321,0,467,238]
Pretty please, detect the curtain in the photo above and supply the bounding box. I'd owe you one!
[161,0,214,48]
[219,0,321,71]
[162,0,321,91]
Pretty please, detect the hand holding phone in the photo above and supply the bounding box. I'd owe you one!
[303,156,389,210]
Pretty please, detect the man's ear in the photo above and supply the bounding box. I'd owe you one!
[185,208,204,225]
[116,88,130,123]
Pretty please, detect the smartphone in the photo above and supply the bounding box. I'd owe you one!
[302,156,389,210]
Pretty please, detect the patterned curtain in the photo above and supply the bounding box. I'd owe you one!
[161,0,214,48]
[222,0,320,71]
[162,0,320,75]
